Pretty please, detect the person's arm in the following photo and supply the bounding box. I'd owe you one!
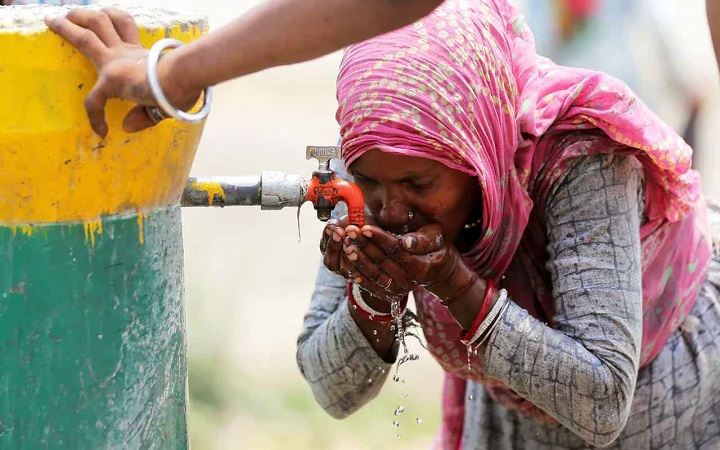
[164,0,444,97]
[479,150,644,446]
[297,171,395,419]
[296,260,395,419]
[708,0,720,70]
[44,1,444,136]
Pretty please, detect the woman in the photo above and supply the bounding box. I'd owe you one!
[298,1,720,448]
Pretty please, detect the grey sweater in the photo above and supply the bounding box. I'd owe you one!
[297,153,720,449]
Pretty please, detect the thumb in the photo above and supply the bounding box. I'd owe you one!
[401,223,445,254]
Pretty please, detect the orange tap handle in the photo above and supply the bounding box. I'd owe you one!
[306,175,365,227]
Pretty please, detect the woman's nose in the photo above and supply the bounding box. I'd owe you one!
[378,196,410,230]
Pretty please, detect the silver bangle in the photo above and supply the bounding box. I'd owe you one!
[146,38,213,123]
[476,296,511,348]
[460,288,508,346]
[352,283,392,318]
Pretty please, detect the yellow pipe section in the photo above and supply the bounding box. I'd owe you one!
[0,6,209,225]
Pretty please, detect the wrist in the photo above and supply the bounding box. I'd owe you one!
[423,247,461,290]
[156,47,203,111]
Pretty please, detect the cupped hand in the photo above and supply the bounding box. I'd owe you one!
[44,7,198,137]
[342,223,461,301]
[320,216,366,284]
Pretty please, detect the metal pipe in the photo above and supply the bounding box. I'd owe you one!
[182,176,261,207]
[181,172,307,209]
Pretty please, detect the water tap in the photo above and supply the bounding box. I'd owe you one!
[305,146,365,227]
[181,145,364,227]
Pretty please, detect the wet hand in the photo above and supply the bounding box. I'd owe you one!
[44,7,199,137]
[343,223,461,301]
[320,216,376,284]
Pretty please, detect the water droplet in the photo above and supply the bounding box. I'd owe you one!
[402,224,409,233]
[352,304,357,310]
[393,421,400,428]
[402,392,408,398]
[367,378,373,384]
[97,334,103,340]
[396,434,402,439]
[393,376,400,382]
[373,330,378,336]
[468,394,475,401]
[394,406,405,416]
[416,417,423,425]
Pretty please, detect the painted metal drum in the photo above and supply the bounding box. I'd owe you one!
[0,5,208,448]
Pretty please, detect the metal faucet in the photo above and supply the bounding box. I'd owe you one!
[181,145,365,227]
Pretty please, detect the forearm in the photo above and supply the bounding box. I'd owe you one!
[482,302,639,446]
[348,289,400,361]
[297,266,392,418]
[164,0,444,92]
[478,152,644,446]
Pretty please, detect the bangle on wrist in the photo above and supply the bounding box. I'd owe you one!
[347,282,407,323]
[459,279,495,342]
[461,287,509,347]
[147,38,212,123]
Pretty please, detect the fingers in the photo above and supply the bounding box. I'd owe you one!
[323,223,345,274]
[101,7,141,44]
[123,105,159,133]
[345,241,414,293]
[400,223,445,254]
[356,225,402,256]
[84,86,109,138]
[351,272,405,302]
[64,9,122,47]
[45,14,107,64]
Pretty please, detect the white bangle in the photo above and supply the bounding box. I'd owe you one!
[352,283,392,317]
[146,38,213,123]
[460,288,509,346]
[476,296,511,348]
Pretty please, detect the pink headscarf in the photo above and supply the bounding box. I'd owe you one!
[337,0,711,447]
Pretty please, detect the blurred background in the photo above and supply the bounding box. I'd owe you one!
[104,0,720,448]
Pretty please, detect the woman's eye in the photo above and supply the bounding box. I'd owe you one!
[355,175,376,186]
[408,181,432,192]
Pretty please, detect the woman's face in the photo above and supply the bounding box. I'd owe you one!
[349,149,481,244]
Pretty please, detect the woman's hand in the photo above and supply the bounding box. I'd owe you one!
[343,223,461,302]
[320,216,352,278]
[44,8,200,137]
